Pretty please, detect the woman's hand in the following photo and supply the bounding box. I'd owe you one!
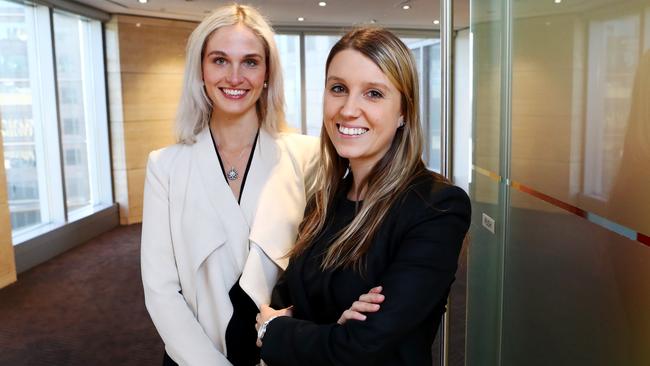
[256,304,293,347]
[337,286,384,325]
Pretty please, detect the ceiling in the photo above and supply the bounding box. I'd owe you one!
[75,0,470,30]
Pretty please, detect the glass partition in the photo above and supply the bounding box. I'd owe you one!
[467,0,650,365]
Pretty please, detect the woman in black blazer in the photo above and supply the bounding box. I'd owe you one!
[255,27,471,366]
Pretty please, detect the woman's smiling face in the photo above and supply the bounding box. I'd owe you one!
[202,23,267,120]
[323,49,403,168]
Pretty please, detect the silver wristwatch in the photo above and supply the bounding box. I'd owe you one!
[257,315,280,341]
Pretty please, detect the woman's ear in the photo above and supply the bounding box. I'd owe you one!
[398,115,405,128]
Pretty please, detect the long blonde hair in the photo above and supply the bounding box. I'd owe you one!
[175,4,287,144]
[291,27,444,271]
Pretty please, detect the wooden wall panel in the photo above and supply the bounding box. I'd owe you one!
[0,136,17,289]
[107,15,196,225]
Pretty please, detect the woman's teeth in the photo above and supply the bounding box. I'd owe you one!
[222,88,246,96]
[338,125,368,136]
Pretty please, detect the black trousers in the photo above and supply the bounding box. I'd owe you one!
[162,351,177,366]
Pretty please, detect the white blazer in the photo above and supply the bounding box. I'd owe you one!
[141,127,318,366]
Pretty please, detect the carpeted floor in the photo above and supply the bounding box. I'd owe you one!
[0,224,468,366]
[0,224,163,366]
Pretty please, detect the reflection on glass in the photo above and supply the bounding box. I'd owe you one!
[53,12,91,213]
[275,34,301,131]
[508,1,650,235]
[505,0,650,364]
[584,15,639,202]
[0,0,43,231]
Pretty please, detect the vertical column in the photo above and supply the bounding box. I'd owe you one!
[0,140,17,289]
[440,0,453,179]
[439,1,453,365]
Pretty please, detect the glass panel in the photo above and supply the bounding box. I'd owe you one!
[504,0,650,365]
[466,0,504,365]
[0,0,43,231]
[304,35,340,136]
[275,34,302,131]
[53,12,91,212]
[510,1,650,236]
[504,188,650,365]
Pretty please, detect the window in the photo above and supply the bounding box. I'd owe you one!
[304,35,340,137]
[0,1,47,231]
[64,148,82,165]
[275,34,302,131]
[0,1,111,240]
[62,117,80,135]
[406,38,442,172]
[53,10,94,213]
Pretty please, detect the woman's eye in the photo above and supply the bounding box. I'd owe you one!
[214,57,227,65]
[367,90,384,99]
[244,59,258,67]
[330,84,346,94]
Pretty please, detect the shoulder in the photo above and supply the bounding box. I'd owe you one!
[275,132,320,172]
[277,132,319,156]
[147,143,188,176]
[399,171,471,222]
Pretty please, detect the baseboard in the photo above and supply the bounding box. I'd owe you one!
[14,204,120,274]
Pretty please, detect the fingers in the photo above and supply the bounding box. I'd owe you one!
[284,306,293,318]
[350,300,380,313]
[368,286,383,294]
[337,309,367,325]
[358,292,384,304]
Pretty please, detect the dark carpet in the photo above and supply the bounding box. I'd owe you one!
[0,224,467,366]
[0,224,163,366]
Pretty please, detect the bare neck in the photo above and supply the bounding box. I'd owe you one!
[209,110,259,150]
[348,160,376,201]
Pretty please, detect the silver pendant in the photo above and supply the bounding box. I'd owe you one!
[226,167,239,181]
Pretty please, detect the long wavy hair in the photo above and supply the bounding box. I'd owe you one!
[175,4,287,144]
[290,27,444,271]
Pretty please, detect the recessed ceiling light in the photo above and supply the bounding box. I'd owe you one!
[554,0,561,3]
[370,19,377,24]
[433,19,440,25]
[138,0,147,3]
[297,17,305,21]
[402,4,411,10]
[318,1,327,6]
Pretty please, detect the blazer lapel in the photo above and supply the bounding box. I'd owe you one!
[248,131,308,269]
[242,130,316,307]
[189,128,249,272]
[240,128,279,229]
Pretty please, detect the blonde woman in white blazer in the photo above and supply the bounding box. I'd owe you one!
[140,5,319,366]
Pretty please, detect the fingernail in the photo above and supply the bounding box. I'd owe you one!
[361,315,367,320]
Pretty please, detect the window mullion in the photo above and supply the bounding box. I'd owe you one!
[44,7,67,223]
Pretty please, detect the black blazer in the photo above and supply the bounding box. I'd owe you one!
[260,173,471,366]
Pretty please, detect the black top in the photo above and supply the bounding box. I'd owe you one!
[213,129,261,366]
[261,172,471,366]
[302,195,360,324]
